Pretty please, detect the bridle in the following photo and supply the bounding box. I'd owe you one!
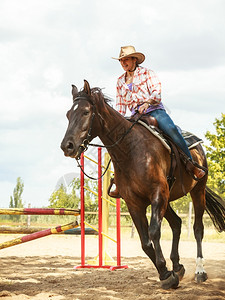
[73,95,142,152]
[72,96,96,156]
[72,95,108,181]
[72,95,142,180]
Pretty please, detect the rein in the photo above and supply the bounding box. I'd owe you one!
[89,117,141,149]
[76,156,112,181]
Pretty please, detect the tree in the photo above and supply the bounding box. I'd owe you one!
[170,195,191,214]
[49,183,79,209]
[48,177,99,223]
[9,177,24,208]
[9,177,24,222]
[205,113,225,197]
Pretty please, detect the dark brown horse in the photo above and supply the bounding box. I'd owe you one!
[61,80,225,289]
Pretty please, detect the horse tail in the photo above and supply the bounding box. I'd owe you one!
[205,186,225,232]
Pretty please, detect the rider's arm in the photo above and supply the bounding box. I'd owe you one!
[146,69,161,105]
[115,79,127,116]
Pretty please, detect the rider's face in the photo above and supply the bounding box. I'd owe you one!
[119,57,137,72]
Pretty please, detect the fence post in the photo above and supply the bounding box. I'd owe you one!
[27,203,31,227]
[131,222,135,238]
[188,202,192,238]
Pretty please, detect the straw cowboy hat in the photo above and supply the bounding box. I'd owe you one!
[112,45,145,64]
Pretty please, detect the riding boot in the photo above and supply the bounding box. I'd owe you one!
[185,158,206,180]
[107,178,121,198]
[192,166,206,179]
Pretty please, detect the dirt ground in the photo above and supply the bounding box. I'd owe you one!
[0,234,224,300]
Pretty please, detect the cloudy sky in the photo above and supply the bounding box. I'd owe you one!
[0,0,224,208]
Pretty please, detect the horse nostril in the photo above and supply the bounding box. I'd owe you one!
[67,141,74,150]
[61,140,74,154]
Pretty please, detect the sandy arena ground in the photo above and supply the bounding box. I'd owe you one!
[0,234,224,300]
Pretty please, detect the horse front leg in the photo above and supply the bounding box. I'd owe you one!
[164,204,185,280]
[149,197,179,289]
[128,206,157,270]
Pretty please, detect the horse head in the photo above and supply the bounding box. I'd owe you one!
[61,80,99,159]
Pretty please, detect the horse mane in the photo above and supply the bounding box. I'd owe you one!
[79,85,127,123]
[90,87,112,105]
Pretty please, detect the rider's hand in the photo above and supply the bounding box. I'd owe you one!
[138,99,160,114]
[138,102,150,114]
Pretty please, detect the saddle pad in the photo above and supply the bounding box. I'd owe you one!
[137,120,203,153]
[181,130,203,149]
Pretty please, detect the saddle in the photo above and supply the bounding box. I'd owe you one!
[129,113,207,194]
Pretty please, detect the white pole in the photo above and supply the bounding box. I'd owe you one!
[188,202,192,238]
[27,203,31,227]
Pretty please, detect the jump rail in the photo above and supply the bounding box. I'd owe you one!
[0,149,127,271]
[0,208,80,216]
[0,221,79,250]
[0,209,80,250]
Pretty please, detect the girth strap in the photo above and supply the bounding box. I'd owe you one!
[167,140,187,195]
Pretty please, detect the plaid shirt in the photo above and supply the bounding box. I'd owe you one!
[116,66,163,116]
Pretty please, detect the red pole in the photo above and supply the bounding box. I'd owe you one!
[98,147,103,266]
[80,153,85,266]
[116,198,121,266]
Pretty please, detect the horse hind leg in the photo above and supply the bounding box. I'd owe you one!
[190,185,208,283]
[164,204,185,281]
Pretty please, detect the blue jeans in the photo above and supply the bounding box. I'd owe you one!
[149,109,192,159]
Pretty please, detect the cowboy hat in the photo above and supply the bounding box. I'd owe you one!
[112,45,145,64]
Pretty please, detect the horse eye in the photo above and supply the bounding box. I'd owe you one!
[84,110,90,116]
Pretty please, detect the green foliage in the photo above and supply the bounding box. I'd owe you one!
[120,198,130,220]
[169,114,225,214]
[205,113,225,197]
[48,177,98,223]
[49,183,79,209]
[170,195,191,214]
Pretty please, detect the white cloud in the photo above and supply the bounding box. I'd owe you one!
[43,66,64,89]
[159,65,225,115]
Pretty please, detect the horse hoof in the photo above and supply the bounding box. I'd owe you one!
[175,265,185,281]
[161,272,179,290]
[195,272,208,283]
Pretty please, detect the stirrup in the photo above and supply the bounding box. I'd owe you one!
[107,178,121,198]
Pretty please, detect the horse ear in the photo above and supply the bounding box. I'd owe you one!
[71,84,78,98]
[83,80,91,95]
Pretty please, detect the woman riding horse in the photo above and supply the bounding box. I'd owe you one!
[61,80,225,289]
[110,46,205,197]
